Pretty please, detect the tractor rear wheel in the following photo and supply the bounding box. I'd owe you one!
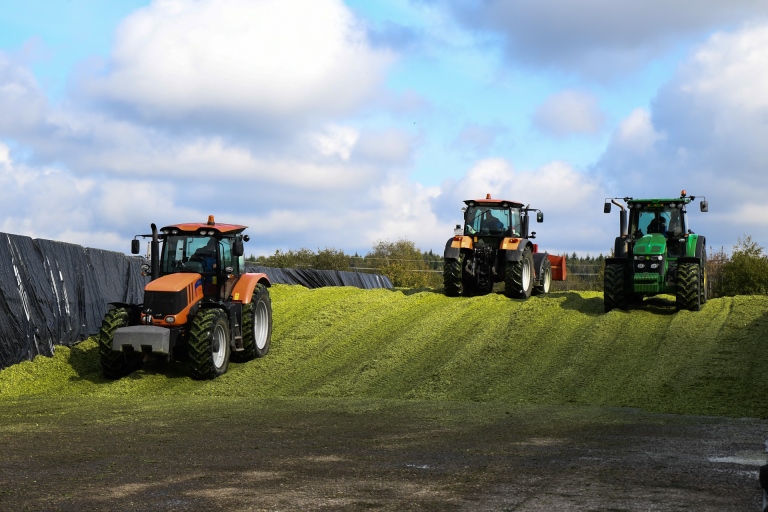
[534,258,552,295]
[98,307,142,379]
[443,256,464,296]
[505,247,534,299]
[189,309,231,379]
[676,262,701,311]
[232,284,273,362]
[603,264,627,312]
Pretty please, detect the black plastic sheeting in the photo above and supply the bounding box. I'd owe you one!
[0,233,147,370]
[246,266,392,290]
[0,232,391,370]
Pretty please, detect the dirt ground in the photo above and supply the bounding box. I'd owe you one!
[0,398,766,511]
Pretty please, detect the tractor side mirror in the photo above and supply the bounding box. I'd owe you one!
[536,211,543,223]
[131,239,140,254]
[233,239,244,257]
[700,200,708,212]
[604,202,611,213]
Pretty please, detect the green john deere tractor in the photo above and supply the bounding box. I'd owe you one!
[603,190,708,312]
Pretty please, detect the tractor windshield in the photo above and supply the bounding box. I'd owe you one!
[160,235,240,275]
[465,206,521,236]
[631,206,685,238]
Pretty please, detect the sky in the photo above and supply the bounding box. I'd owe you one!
[1,0,768,259]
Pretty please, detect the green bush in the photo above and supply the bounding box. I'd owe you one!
[365,239,434,288]
[716,236,768,296]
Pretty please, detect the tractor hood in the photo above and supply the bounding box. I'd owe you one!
[146,272,202,292]
[633,233,667,257]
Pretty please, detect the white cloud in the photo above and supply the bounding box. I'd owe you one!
[370,177,446,249]
[0,54,47,135]
[614,108,663,154]
[85,0,395,127]
[532,90,605,137]
[311,125,360,161]
[445,0,768,77]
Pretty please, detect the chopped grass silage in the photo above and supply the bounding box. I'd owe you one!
[1,285,767,418]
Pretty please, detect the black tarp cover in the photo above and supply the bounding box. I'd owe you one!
[0,233,391,370]
[0,233,148,370]
[246,266,392,289]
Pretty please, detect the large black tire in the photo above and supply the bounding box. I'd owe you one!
[443,256,463,297]
[504,247,534,299]
[232,284,272,362]
[676,262,701,312]
[604,264,627,312]
[533,258,552,295]
[189,309,231,380]
[98,307,142,379]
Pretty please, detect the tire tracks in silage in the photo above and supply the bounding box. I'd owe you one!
[308,289,459,398]
[266,286,396,396]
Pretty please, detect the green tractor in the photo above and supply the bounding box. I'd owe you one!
[603,190,708,312]
[443,194,566,298]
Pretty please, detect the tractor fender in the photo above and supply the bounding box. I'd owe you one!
[444,236,477,260]
[444,238,460,260]
[694,235,706,259]
[613,236,628,258]
[231,273,271,304]
[504,240,534,262]
[532,252,548,280]
[678,235,706,266]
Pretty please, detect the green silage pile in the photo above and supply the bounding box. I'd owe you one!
[1,285,767,418]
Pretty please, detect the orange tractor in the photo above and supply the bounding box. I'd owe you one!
[443,194,566,298]
[99,216,272,380]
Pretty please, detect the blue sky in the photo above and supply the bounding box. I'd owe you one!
[1,0,768,258]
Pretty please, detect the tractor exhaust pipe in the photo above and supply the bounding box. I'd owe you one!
[611,199,628,238]
[150,223,160,281]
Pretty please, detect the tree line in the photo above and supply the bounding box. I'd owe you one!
[248,236,768,297]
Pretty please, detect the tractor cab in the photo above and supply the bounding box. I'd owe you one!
[132,215,250,301]
[464,204,523,237]
[628,198,693,238]
[460,195,541,242]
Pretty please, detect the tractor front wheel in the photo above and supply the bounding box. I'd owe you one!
[98,307,142,379]
[604,264,627,312]
[533,258,552,295]
[443,256,464,296]
[189,309,231,379]
[232,284,273,362]
[676,263,701,311]
[505,247,534,299]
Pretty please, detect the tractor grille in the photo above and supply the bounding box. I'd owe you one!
[143,290,187,316]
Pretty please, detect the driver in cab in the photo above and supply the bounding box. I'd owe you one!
[481,211,504,233]
[191,238,218,272]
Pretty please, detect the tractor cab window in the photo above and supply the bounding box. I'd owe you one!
[219,238,238,272]
[465,206,520,236]
[162,235,222,274]
[632,207,684,238]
